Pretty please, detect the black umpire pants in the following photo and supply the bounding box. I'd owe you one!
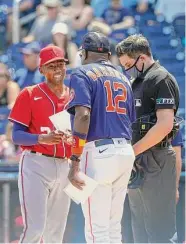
[128,146,176,243]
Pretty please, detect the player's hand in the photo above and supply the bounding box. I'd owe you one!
[38,131,64,145]
[68,162,85,190]
[62,130,73,145]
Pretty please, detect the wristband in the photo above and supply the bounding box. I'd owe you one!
[70,155,80,162]
[73,131,87,140]
[72,134,86,155]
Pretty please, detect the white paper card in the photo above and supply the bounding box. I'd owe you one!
[64,172,98,204]
[49,110,71,132]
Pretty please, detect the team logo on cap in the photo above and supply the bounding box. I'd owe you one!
[53,48,61,57]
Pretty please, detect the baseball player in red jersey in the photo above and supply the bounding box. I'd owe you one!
[9,46,71,243]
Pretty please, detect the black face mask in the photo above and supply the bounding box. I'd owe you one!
[125,56,144,79]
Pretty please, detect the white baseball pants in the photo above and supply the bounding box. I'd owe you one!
[80,138,135,243]
[18,151,71,243]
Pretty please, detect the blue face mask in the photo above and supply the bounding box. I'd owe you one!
[125,56,144,79]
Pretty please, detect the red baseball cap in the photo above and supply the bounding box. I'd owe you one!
[39,45,68,67]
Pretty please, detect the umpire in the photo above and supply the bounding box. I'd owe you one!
[116,34,180,243]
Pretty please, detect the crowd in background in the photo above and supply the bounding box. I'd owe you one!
[0,0,185,242]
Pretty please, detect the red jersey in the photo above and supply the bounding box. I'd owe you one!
[9,82,71,158]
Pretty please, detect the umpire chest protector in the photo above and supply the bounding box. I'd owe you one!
[131,61,180,144]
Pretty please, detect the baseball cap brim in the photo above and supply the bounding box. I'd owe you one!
[21,49,39,55]
[41,57,68,66]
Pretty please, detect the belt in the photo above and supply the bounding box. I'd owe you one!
[30,151,65,159]
[94,138,131,147]
[154,141,171,148]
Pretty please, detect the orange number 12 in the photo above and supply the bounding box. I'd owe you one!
[104,80,127,114]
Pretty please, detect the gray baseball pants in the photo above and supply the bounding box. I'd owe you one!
[128,146,176,243]
[18,150,71,243]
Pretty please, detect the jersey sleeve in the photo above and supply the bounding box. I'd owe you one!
[9,88,32,127]
[154,78,178,110]
[171,129,184,147]
[66,72,92,115]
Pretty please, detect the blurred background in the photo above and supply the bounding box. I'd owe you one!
[0,0,185,242]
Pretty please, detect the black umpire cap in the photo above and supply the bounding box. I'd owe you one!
[81,32,111,54]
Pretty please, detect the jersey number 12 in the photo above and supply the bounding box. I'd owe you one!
[104,80,127,114]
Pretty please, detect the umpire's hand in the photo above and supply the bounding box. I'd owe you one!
[68,161,85,190]
[38,131,64,145]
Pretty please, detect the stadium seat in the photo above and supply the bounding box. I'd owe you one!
[0,106,10,134]
[109,29,129,43]
[176,75,185,85]
[179,93,185,109]
[172,15,185,39]
[73,29,88,48]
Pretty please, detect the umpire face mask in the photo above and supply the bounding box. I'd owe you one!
[125,55,144,79]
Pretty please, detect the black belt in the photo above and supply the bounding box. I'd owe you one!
[154,141,171,148]
[30,151,65,159]
[94,138,131,147]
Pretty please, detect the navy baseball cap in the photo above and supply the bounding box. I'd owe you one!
[81,32,111,53]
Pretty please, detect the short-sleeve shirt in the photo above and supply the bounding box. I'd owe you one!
[171,129,183,147]
[132,61,180,143]
[9,82,71,158]
[66,62,136,142]
[101,7,131,25]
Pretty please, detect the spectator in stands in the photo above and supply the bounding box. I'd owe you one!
[23,0,67,45]
[6,0,41,43]
[61,0,93,47]
[91,0,149,18]
[61,0,93,31]
[0,63,20,108]
[87,21,119,65]
[155,0,185,23]
[96,0,134,31]
[51,22,78,68]
[14,42,44,89]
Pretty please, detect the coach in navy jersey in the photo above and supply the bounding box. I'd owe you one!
[66,32,136,243]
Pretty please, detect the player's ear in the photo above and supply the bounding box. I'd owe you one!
[82,49,88,60]
[140,55,146,61]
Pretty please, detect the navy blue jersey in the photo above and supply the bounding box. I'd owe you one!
[66,62,136,142]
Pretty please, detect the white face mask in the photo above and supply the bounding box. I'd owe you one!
[125,56,144,79]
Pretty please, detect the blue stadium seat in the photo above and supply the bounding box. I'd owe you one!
[0,106,10,134]
[140,24,164,37]
[109,29,129,43]
[73,29,88,48]
[172,15,185,39]
[179,93,185,108]
[176,75,185,85]
[153,47,180,58]
[149,35,172,48]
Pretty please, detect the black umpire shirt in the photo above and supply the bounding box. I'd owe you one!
[132,61,180,144]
